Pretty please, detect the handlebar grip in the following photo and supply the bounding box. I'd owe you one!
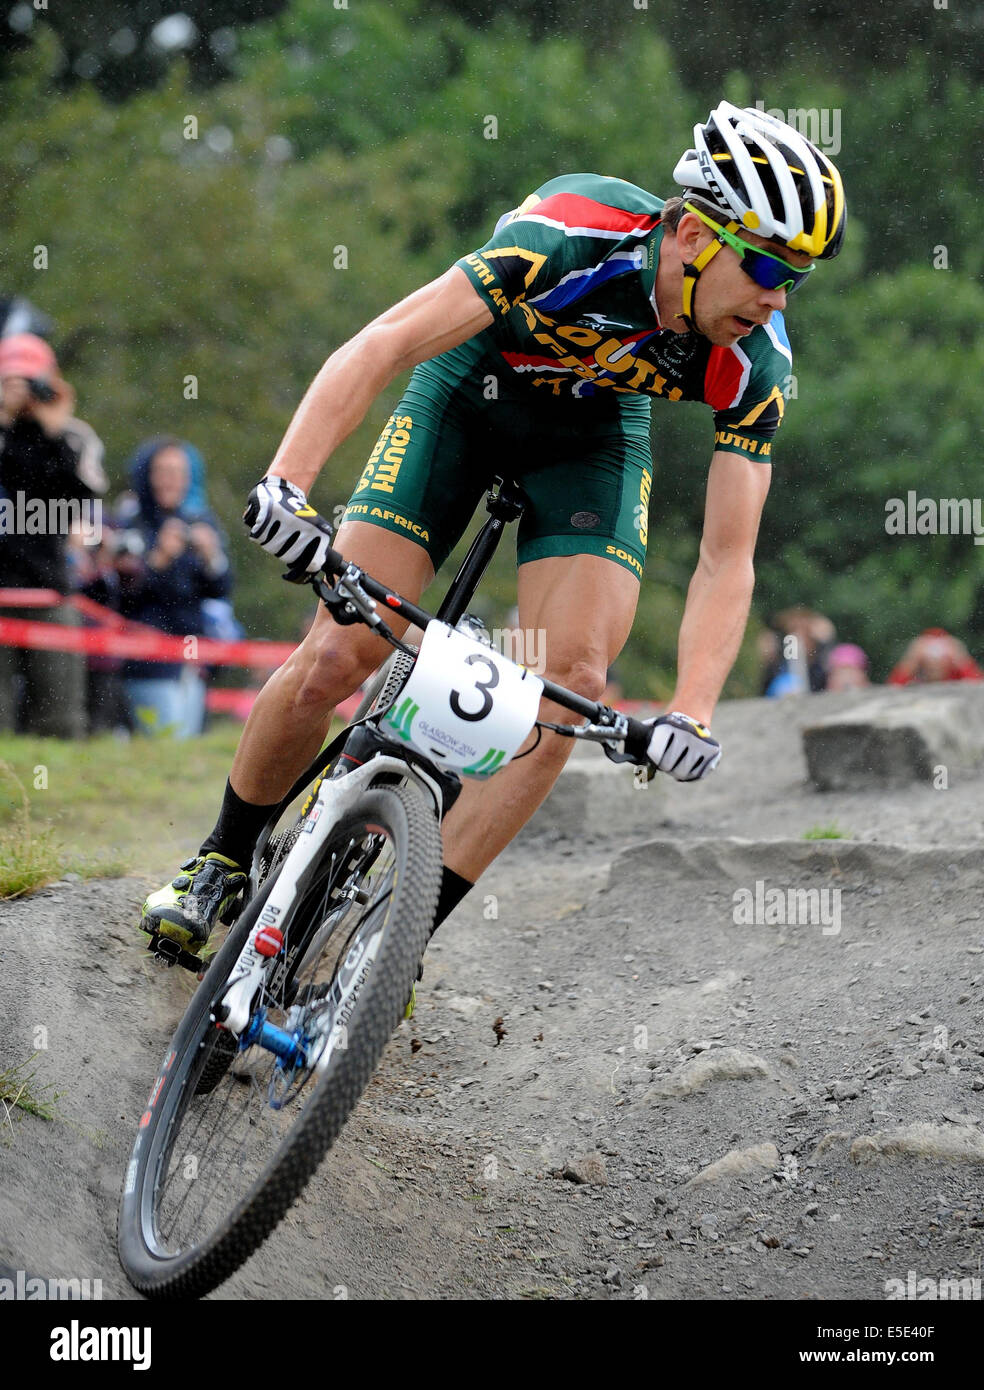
[622,714,653,766]
[304,508,344,574]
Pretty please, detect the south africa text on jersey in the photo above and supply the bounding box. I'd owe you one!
[356,414,414,494]
[343,501,430,542]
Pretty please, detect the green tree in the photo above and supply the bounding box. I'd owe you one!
[0,1,290,100]
[755,268,984,676]
[2,2,979,699]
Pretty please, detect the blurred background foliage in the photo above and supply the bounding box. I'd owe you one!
[1,0,981,696]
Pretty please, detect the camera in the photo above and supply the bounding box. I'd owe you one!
[111,529,146,558]
[25,377,57,403]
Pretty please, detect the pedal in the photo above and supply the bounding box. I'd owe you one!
[147,932,210,977]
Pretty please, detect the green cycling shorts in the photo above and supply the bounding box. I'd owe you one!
[341,341,653,581]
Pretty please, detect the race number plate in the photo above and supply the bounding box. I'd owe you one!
[381,620,543,777]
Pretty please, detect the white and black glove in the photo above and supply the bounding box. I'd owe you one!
[243,476,334,575]
[646,711,721,782]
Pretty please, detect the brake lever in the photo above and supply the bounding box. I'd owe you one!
[306,563,415,654]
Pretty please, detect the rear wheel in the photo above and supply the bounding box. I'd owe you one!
[118,782,441,1299]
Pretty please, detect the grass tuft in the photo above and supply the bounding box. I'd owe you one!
[0,761,62,898]
[801,822,850,841]
[0,1053,61,1126]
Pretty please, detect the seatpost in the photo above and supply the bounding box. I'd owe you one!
[436,477,527,627]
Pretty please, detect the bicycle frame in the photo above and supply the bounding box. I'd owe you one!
[223,751,446,1037]
[250,475,529,885]
[249,474,651,892]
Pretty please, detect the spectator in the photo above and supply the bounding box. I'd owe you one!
[887,628,984,686]
[762,607,836,696]
[825,643,871,692]
[116,437,233,737]
[0,334,106,737]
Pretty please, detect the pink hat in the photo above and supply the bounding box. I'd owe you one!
[0,333,57,379]
[829,643,868,670]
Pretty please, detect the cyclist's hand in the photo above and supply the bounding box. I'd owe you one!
[645,711,721,782]
[243,475,334,574]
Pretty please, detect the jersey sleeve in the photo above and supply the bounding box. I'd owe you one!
[709,315,793,463]
[454,174,662,319]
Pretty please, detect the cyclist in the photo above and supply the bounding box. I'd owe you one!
[142,101,846,953]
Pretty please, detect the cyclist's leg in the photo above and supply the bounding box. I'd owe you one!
[226,355,492,808]
[146,354,489,944]
[143,476,462,944]
[440,550,640,881]
[228,520,435,805]
[439,404,652,885]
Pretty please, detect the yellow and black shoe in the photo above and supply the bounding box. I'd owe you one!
[141,852,247,954]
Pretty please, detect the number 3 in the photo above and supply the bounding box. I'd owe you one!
[450,653,500,722]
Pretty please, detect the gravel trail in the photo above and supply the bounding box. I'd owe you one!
[2,687,982,1300]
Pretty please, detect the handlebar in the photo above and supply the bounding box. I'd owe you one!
[284,513,655,771]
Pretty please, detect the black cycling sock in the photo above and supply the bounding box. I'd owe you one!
[199,779,281,871]
[430,867,474,937]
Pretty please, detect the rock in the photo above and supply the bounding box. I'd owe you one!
[561,1154,608,1186]
[900,1059,922,1079]
[683,1143,780,1191]
[650,1047,771,1098]
[830,1079,863,1101]
[802,688,984,790]
[700,971,741,995]
[850,1124,984,1166]
[941,1110,979,1127]
[446,995,484,1017]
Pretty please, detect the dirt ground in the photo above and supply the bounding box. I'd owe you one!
[1,686,982,1300]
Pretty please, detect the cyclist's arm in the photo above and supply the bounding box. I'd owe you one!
[269,267,493,493]
[669,449,772,726]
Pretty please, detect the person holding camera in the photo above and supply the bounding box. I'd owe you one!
[115,437,233,737]
[0,333,106,737]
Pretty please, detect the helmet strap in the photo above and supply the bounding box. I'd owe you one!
[678,235,724,333]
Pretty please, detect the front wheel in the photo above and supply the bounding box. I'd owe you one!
[118,782,442,1299]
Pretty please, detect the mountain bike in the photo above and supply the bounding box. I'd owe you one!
[117,477,657,1299]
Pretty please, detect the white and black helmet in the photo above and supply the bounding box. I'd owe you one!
[673,100,846,260]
